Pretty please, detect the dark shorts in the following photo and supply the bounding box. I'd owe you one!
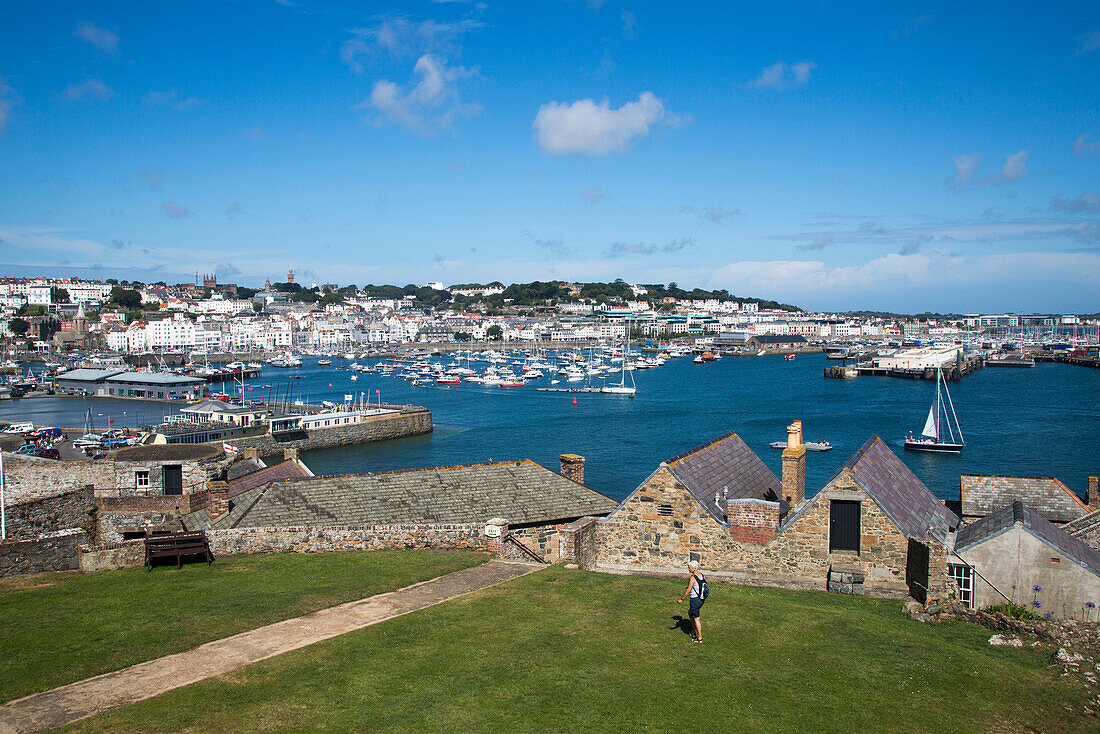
[689,597,704,618]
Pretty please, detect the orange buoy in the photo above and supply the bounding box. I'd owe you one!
[572,397,577,406]
[328,383,333,387]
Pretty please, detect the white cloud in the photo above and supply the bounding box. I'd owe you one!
[533,92,681,155]
[0,75,13,136]
[1078,31,1100,55]
[710,250,1100,312]
[140,164,163,187]
[341,17,482,72]
[241,127,267,140]
[621,10,638,36]
[365,54,480,134]
[61,79,113,101]
[775,216,1100,256]
[161,202,193,219]
[581,186,605,201]
[142,90,204,110]
[748,61,816,90]
[604,238,693,258]
[75,22,118,53]
[1052,193,1100,213]
[1074,133,1100,157]
[999,150,1028,182]
[946,153,982,188]
[682,205,744,224]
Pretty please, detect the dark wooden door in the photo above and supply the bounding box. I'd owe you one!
[906,539,930,603]
[163,465,183,495]
[829,500,860,553]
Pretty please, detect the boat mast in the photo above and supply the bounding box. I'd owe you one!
[941,367,964,445]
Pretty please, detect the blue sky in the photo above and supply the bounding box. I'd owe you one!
[0,1,1098,312]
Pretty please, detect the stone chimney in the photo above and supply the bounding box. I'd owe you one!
[241,447,260,461]
[781,420,806,506]
[560,454,585,485]
[1089,476,1099,512]
[283,448,299,463]
[208,481,229,521]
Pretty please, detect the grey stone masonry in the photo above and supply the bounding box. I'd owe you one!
[828,564,865,595]
[0,529,88,578]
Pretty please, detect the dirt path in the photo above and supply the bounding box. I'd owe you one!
[0,559,543,733]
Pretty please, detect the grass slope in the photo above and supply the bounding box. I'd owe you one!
[0,550,487,703]
[65,566,1091,733]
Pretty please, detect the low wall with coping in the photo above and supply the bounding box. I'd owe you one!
[78,539,146,573]
[0,529,88,578]
[207,523,490,556]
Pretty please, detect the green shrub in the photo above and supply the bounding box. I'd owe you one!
[985,602,1040,620]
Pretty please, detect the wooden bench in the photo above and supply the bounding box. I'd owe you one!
[144,531,214,570]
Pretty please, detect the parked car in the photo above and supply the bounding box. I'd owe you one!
[32,448,61,460]
[12,444,38,455]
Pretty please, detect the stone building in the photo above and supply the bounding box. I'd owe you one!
[183,457,618,563]
[949,501,1100,619]
[959,474,1091,525]
[595,423,958,599]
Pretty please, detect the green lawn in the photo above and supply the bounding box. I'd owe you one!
[0,549,488,703]
[63,566,1092,733]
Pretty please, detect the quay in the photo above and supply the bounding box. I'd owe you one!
[1035,353,1100,370]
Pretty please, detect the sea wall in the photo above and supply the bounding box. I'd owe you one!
[222,407,432,458]
[0,529,88,578]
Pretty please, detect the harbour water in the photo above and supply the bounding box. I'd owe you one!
[3,354,1097,503]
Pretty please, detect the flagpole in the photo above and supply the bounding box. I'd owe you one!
[1,448,6,540]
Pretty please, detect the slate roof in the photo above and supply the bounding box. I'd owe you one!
[666,431,783,520]
[112,444,224,462]
[955,501,1100,578]
[226,457,267,481]
[747,334,808,345]
[960,475,1087,524]
[829,436,958,541]
[53,368,124,383]
[222,459,618,528]
[226,459,312,499]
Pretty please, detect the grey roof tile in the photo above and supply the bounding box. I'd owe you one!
[960,475,1087,524]
[834,436,958,541]
[666,431,782,518]
[956,501,1100,577]
[229,460,618,528]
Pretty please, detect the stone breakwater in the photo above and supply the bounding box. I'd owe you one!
[222,407,433,459]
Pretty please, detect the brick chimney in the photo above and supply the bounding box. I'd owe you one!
[283,448,299,463]
[781,420,806,506]
[1089,476,1099,512]
[208,481,229,521]
[560,454,585,485]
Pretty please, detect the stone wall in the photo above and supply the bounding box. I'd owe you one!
[78,539,146,572]
[726,499,779,545]
[1,452,227,505]
[207,523,489,556]
[96,510,182,544]
[2,487,95,541]
[559,516,600,569]
[225,408,433,459]
[508,523,567,563]
[0,529,88,577]
[597,465,914,598]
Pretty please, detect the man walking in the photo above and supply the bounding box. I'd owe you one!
[676,560,707,643]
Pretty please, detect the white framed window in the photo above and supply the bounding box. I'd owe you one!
[947,563,974,608]
[135,471,150,489]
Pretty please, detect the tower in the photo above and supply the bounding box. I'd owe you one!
[287,269,295,284]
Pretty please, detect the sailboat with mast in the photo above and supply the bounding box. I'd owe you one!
[904,368,965,453]
[601,333,637,396]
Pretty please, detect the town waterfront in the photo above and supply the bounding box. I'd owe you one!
[4,353,1096,503]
